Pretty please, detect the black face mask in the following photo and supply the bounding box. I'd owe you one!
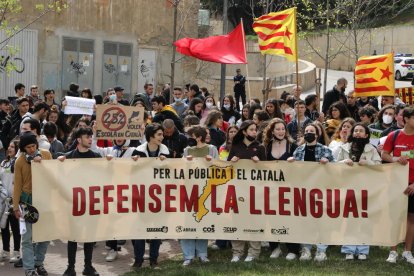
[304,133,316,143]
[246,135,256,142]
[187,138,197,147]
[352,137,368,148]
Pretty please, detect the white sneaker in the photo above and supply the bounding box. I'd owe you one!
[270,247,282,259]
[210,244,219,250]
[299,248,312,261]
[230,255,240,263]
[199,256,210,263]
[0,250,9,260]
[105,249,118,262]
[244,256,255,262]
[345,254,354,260]
[314,251,327,262]
[9,251,20,263]
[402,251,414,264]
[182,259,192,266]
[286,253,297,261]
[358,254,367,260]
[386,250,398,263]
[261,241,270,248]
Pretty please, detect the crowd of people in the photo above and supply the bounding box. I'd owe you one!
[0,75,413,275]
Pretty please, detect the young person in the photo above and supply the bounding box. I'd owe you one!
[131,123,169,270]
[58,127,101,276]
[180,126,218,266]
[288,124,334,262]
[382,107,414,264]
[13,132,52,276]
[0,139,21,263]
[227,120,266,263]
[262,118,300,260]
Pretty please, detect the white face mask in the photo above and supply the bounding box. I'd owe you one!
[382,114,393,125]
[223,104,231,110]
[206,102,214,109]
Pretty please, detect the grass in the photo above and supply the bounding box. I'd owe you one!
[124,244,414,276]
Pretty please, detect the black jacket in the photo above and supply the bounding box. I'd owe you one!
[0,110,23,149]
[208,127,226,150]
[162,129,188,158]
[322,86,347,114]
[152,110,184,132]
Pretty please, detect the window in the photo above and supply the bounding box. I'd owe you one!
[62,37,94,92]
[102,42,132,97]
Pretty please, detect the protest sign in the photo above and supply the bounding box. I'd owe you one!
[32,159,408,245]
[64,96,95,115]
[95,105,145,139]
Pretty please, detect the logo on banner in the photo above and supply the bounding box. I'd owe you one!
[271,227,290,235]
[147,226,168,233]
[202,225,215,233]
[176,226,196,233]
[223,227,237,233]
[243,229,264,234]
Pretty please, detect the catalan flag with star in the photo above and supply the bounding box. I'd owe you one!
[252,7,297,61]
[354,53,395,97]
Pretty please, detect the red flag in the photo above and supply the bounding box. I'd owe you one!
[174,23,247,64]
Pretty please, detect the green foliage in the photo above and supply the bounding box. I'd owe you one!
[0,0,68,75]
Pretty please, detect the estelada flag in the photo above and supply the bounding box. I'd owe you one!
[174,23,246,64]
[252,7,297,62]
[354,53,395,97]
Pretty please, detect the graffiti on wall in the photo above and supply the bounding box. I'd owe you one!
[0,56,25,73]
[69,61,86,75]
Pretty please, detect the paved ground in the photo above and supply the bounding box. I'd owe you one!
[0,239,181,276]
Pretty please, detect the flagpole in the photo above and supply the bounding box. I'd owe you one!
[240,18,251,102]
[293,7,301,138]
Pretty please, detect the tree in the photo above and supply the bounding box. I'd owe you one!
[333,0,414,65]
[0,0,67,74]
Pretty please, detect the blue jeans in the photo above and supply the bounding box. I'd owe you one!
[132,239,161,264]
[22,222,49,271]
[180,239,208,260]
[303,244,328,253]
[341,245,369,255]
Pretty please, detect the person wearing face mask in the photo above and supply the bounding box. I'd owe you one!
[171,87,189,117]
[262,118,300,261]
[180,126,218,266]
[288,124,334,262]
[220,95,240,126]
[227,120,266,263]
[322,78,348,115]
[369,105,396,132]
[336,123,381,260]
[200,96,217,125]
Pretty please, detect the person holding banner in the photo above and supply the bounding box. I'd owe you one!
[382,107,414,264]
[328,118,356,160]
[13,132,52,276]
[131,123,170,270]
[180,125,218,266]
[58,127,102,276]
[227,120,266,263]
[288,123,334,262]
[262,118,300,261]
[337,123,381,260]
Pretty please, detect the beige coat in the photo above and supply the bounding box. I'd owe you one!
[337,142,382,165]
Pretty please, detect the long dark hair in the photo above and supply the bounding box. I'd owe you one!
[347,123,371,144]
[328,101,351,120]
[265,99,284,119]
[231,120,256,146]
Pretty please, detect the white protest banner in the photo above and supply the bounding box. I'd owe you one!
[32,159,408,246]
[64,96,95,115]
